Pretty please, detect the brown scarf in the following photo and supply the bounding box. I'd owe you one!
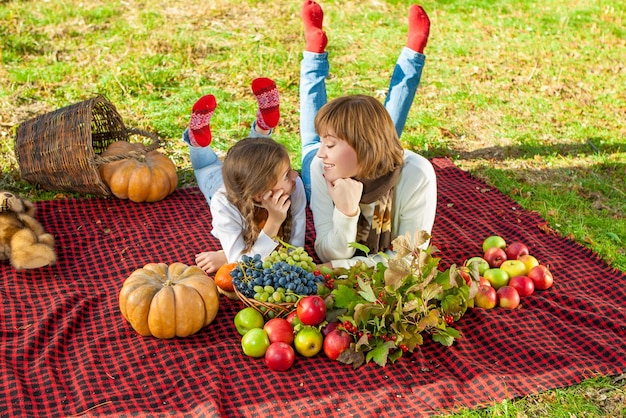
[355,165,401,254]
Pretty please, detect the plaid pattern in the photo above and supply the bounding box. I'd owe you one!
[1,158,624,417]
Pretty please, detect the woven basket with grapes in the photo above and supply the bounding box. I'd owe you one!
[231,244,323,319]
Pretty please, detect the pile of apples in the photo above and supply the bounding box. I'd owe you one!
[233,295,353,371]
[465,235,554,310]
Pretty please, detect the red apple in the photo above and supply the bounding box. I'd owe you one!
[505,241,530,260]
[497,286,520,309]
[484,247,508,268]
[264,342,295,371]
[296,295,327,326]
[286,310,297,324]
[528,265,554,290]
[323,328,354,360]
[479,276,491,287]
[321,320,339,337]
[474,285,497,309]
[508,275,535,297]
[263,317,294,345]
[459,269,471,286]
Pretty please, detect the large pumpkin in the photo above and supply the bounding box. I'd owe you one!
[119,262,219,339]
[99,141,178,202]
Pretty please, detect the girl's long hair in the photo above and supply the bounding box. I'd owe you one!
[222,137,292,252]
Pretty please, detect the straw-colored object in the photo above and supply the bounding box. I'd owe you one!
[15,95,160,196]
[233,286,296,319]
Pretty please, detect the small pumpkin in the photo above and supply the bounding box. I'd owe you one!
[214,262,240,300]
[119,262,219,339]
[99,141,178,202]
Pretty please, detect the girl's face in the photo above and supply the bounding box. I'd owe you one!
[316,131,359,184]
[270,159,299,196]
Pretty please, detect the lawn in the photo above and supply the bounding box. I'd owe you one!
[1,0,624,416]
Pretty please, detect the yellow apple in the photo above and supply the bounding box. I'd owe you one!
[518,254,540,274]
[500,260,527,278]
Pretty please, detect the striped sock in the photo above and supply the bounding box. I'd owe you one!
[251,78,280,130]
[188,94,216,147]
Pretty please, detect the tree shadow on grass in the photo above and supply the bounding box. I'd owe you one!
[425,138,625,161]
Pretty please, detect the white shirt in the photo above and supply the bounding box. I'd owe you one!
[310,150,437,268]
[209,177,307,263]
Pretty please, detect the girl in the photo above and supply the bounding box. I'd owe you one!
[299,1,437,268]
[183,78,307,273]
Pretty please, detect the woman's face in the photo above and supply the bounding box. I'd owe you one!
[316,131,359,184]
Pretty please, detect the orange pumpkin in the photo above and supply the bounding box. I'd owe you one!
[119,262,219,339]
[99,141,178,202]
[214,262,237,292]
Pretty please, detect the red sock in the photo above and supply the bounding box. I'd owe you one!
[302,0,327,53]
[188,95,216,147]
[251,78,280,130]
[407,5,430,54]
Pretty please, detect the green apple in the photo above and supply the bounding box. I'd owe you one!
[500,259,527,278]
[465,256,490,276]
[482,235,507,253]
[241,328,271,357]
[234,307,265,336]
[294,326,323,357]
[483,268,509,290]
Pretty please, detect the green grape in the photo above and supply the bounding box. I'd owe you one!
[254,285,264,293]
[273,291,283,302]
[264,285,275,294]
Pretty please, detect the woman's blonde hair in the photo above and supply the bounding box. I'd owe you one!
[314,94,404,179]
[222,137,292,252]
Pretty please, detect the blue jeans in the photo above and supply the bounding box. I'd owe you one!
[183,122,271,204]
[300,47,426,201]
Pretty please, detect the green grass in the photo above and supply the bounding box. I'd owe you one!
[1,0,624,416]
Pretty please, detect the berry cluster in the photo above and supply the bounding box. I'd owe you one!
[264,245,316,272]
[231,254,323,298]
[315,270,334,289]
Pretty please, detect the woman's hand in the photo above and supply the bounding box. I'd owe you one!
[325,177,363,217]
[195,250,228,274]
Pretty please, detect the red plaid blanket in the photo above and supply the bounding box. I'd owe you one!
[1,158,624,417]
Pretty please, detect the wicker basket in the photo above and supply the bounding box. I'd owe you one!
[15,95,160,196]
[233,285,296,319]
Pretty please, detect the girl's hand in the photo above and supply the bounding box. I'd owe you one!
[195,250,228,274]
[260,189,291,238]
[325,177,363,217]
